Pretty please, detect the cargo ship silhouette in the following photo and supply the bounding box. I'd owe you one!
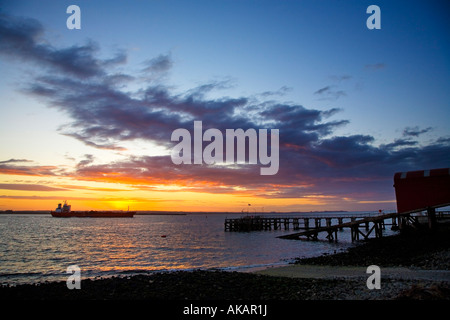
[51,201,135,218]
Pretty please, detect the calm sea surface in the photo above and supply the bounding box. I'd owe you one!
[0,212,393,285]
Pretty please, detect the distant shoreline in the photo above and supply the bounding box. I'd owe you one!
[0,210,349,215]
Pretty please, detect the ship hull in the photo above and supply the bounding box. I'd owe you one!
[51,211,135,218]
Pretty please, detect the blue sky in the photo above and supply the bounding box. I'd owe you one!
[4,0,447,140]
[0,0,449,211]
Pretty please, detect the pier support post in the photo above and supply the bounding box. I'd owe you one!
[284,218,290,230]
[293,218,299,230]
[351,226,359,241]
[399,216,406,230]
[315,218,321,228]
[374,222,382,238]
[391,216,398,230]
[274,218,280,230]
[427,207,437,230]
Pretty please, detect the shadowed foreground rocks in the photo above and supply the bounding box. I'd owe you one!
[1,270,447,300]
[295,224,450,269]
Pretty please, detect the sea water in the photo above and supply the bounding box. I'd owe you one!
[0,212,391,285]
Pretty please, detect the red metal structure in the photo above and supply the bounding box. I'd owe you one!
[393,168,450,214]
[394,168,450,229]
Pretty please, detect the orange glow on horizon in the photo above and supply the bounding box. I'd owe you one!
[0,171,397,212]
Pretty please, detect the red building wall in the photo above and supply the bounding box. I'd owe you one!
[393,168,450,214]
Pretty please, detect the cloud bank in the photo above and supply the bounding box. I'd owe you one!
[1,13,449,207]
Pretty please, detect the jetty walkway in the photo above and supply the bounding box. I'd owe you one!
[224,211,450,242]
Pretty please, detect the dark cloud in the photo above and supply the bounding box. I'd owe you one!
[403,126,433,137]
[1,13,450,205]
[56,184,128,192]
[0,13,123,78]
[77,154,95,167]
[0,159,33,164]
[0,163,62,176]
[0,195,161,202]
[314,85,346,100]
[0,183,67,191]
[381,139,418,150]
[314,86,331,95]
[0,195,92,200]
[102,50,127,67]
[260,86,293,97]
[314,75,352,101]
[142,54,173,74]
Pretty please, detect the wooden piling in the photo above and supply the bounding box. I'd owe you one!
[315,218,321,228]
[338,218,344,230]
[304,218,309,230]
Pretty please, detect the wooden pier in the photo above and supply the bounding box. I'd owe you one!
[224,211,450,242]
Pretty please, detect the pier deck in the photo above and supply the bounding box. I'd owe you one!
[224,211,450,242]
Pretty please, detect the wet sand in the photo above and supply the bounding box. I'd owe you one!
[255,264,450,282]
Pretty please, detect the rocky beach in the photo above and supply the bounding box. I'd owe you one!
[0,225,448,301]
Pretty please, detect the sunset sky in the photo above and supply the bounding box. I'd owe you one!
[0,0,449,212]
